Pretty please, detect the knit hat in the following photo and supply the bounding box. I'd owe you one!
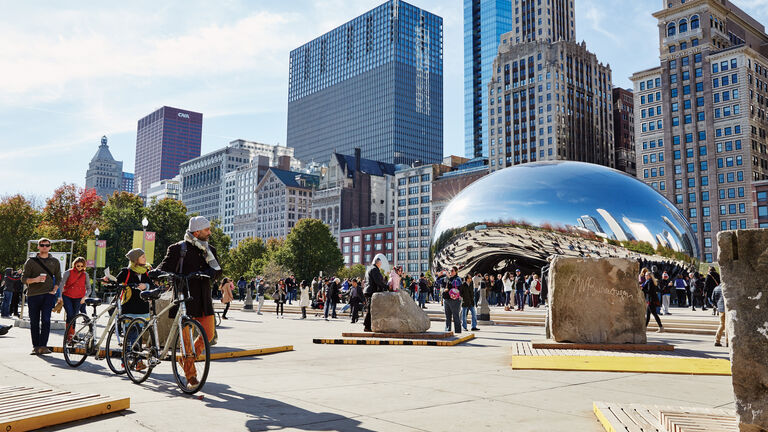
[125,248,145,263]
[188,216,211,232]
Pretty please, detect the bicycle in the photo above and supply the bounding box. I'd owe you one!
[122,271,211,394]
[62,282,132,375]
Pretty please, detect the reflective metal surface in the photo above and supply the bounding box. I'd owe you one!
[431,162,700,276]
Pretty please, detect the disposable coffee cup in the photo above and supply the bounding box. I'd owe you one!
[39,274,47,282]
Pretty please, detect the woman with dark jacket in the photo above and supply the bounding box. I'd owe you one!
[274,280,286,318]
[115,249,152,362]
[348,279,364,324]
[641,272,664,333]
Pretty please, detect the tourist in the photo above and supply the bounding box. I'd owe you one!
[59,257,91,333]
[1,268,20,318]
[513,269,526,311]
[659,272,672,315]
[693,272,707,311]
[704,267,720,315]
[8,268,23,317]
[22,238,61,355]
[274,280,286,318]
[711,283,726,346]
[324,277,340,320]
[529,274,542,308]
[493,273,504,306]
[237,276,246,302]
[256,277,266,315]
[472,272,483,307]
[349,278,364,324]
[388,266,402,292]
[674,273,688,309]
[459,274,478,331]
[152,216,222,389]
[417,274,428,308]
[288,275,298,305]
[641,272,664,333]
[443,267,462,334]
[502,272,513,310]
[299,279,310,319]
[116,248,152,353]
[487,274,497,306]
[363,256,388,332]
[220,277,234,320]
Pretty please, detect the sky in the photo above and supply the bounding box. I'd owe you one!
[2,0,767,200]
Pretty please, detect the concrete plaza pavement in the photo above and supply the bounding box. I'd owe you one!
[0,304,733,432]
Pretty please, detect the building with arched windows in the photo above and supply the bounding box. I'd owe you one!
[85,136,133,199]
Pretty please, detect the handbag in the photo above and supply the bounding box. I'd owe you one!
[53,297,63,313]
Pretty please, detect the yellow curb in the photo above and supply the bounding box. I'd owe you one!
[510,355,731,375]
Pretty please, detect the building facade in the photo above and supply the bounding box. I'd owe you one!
[631,0,768,262]
[85,136,124,200]
[464,0,513,158]
[312,149,396,242]
[488,37,614,172]
[339,225,394,267]
[612,87,637,176]
[134,106,202,196]
[255,168,318,240]
[754,180,768,228]
[121,172,134,193]
[145,176,181,204]
[287,0,443,166]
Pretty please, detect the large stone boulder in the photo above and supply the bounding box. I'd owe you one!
[718,229,768,432]
[548,256,645,344]
[371,290,431,333]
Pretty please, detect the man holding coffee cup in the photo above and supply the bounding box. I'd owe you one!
[22,238,61,355]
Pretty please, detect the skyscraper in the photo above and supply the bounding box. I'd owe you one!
[613,87,636,176]
[85,136,123,200]
[464,0,512,158]
[487,0,614,172]
[134,106,202,196]
[631,0,768,263]
[287,0,443,166]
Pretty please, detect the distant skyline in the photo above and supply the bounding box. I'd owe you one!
[2,0,767,199]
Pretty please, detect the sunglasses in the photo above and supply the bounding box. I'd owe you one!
[75,265,84,269]
[39,244,51,247]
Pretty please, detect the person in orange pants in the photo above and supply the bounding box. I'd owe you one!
[180,315,215,384]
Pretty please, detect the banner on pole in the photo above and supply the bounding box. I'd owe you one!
[132,231,156,264]
[86,240,95,268]
[86,240,107,268]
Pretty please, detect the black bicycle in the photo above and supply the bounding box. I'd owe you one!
[122,271,211,394]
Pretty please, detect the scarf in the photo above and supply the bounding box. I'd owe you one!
[185,231,222,271]
[130,263,149,275]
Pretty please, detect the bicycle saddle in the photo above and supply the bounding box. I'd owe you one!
[139,288,163,301]
[84,298,102,307]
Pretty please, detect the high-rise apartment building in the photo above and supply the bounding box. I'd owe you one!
[464,0,513,158]
[287,0,443,166]
[631,0,768,263]
[134,106,202,196]
[488,36,614,171]
[613,87,637,176]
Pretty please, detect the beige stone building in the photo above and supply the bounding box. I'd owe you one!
[631,0,768,263]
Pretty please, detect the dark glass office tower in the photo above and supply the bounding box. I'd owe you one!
[287,0,443,166]
[464,0,512,158]
[134,106,202,195]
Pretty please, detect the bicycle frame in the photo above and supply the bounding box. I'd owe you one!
[71,290,125,355]
[132,278,194,362]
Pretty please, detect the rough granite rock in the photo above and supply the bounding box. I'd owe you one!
[548,256,645,344]
[371,290,431,333]
[718,229,768,432]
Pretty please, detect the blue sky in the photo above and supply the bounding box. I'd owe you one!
[2,0,767,200]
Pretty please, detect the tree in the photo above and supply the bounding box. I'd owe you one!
[227,237,267,279]
[100,192,145,274]
[0,195,40,269]
[259,258,290,295]
[278,218,343,282]
[39,184,104,258]
[145,198,190,264]
[337,264,366,281]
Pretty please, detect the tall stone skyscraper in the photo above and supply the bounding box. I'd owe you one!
[464,0,512,158]
[85,136,124,200]
[487,0,614,172]
[287,0,443,166]
[134,106,202,196]
[631,0,768,263]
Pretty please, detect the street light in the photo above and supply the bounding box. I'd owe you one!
[141,217,149,251]
[93,228,100,285]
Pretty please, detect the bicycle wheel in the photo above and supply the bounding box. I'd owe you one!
[63,313,91,368]
[122,318,154,384]
[105,316,132,375]
[171,319,210,394]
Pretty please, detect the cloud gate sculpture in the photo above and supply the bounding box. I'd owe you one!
[431,162,700,276]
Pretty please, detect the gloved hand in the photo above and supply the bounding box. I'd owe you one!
[147,269,163,279]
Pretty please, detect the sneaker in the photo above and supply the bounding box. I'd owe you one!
[257,312,263,315]
[714,341,722,347]
[38,347,52,355]
[134,360,146,371]
[187,376,199,390]
[656,327,664,333]
[462,327,468,331]
[30,347,40,355]
[222,316,228,320]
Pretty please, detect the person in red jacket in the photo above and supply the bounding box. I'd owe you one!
[59,257,91,339]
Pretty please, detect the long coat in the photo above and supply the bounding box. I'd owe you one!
[156,240,222,317]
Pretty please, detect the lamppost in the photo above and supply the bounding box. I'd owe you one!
[141,217,149,251]
[93,228,100,284]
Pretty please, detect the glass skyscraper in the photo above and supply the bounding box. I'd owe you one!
[464,0,512,158]
[134,106,202,196]
[287,0,443,166]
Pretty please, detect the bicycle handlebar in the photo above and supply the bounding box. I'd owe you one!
[150,271,211,280]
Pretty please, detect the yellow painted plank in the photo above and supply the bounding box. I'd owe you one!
[593,402,618,432]
[511,355,731,376]
[206,345,293,361]
[0,397,129,432]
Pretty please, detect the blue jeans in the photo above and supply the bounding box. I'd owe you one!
[124,313,150,348]
[515,291,526,310]
[418,292,426,308]
[27,293,56,348]
[62,296,86,326]
[504,291,512,306]
[461,306,477,330]
[324,301,337,318]
[1,290,12,316]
